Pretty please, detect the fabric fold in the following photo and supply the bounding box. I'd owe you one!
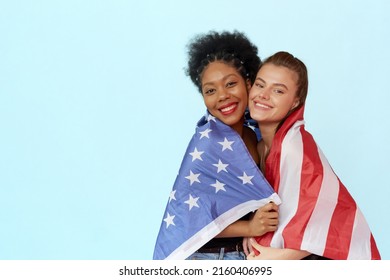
[153,112,281,260]
[255,106,381,260]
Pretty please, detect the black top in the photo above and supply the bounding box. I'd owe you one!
[197,213,251,250]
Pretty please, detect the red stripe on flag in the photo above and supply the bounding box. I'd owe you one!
[282,127,323,249]
[323,180,356,259]
[370,234,381,259]
[253,106,381,259]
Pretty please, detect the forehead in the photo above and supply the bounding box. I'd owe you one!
[258,63,298,86]
[201,61,240,82]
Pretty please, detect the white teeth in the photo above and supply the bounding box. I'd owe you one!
[255,102,271,109]
[221,104,236,112]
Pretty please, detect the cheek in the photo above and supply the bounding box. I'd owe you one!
[278,99,296,115]
[239,89,249,102]
[243,95,248,106]
[202,96,214,110]
[248,88,257,99]
[247,93,255,109]
[234,87,249,108]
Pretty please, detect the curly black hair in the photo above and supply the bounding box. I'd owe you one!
[185,30,261,93]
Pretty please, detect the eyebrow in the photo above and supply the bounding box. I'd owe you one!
[256,77,289,90]
[202,73,240,88]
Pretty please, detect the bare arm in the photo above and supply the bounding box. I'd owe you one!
[216,202,278,238]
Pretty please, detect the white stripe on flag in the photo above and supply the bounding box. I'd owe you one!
[270,121,304,248]
[166,194,280,260]
[301,146,339,255]
[347,208,372,259]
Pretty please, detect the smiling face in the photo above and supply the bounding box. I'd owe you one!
[248,63,299,130]
[201,61,250,132]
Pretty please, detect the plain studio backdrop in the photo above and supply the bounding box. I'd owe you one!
[1,0,389,259]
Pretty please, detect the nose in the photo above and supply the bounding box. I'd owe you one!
[258,88,270,100]
[217,87,231,101]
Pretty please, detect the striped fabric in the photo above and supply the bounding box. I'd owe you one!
[254,106,381,260]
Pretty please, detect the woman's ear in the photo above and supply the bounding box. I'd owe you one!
[291,98,300,110]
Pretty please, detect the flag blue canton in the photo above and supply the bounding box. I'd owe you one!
[153,113,280,260]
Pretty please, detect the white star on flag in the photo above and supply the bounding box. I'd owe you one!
[184,194,200,210]
[199,128,212,139]
[218,137,234,151]
[185,170,201,185]
[153,112,281,260]
[163,213,175,228]
[210,179,226,193]
[213,159,229,173]
[207,115,216,122]
[189,147,204,162]
[169,190,176,203]
[238,171,254,185]
[247,123,256,131]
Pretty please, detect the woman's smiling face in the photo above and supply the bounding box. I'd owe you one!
[248,63,299,127]
[201,61,250,131]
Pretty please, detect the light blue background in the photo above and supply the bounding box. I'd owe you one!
[1,0,389,260]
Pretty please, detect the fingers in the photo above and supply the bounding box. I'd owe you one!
[246,238,262,259]
[260,201,278,212]
[246,252,256,260]
[256,204,278,221]
[249,238,262,251]
[254,206,278,222]
[243,238,250,256]
[249,202,280,236]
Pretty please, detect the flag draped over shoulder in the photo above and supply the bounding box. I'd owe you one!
[153,113,281,260]
[254,106,381,260]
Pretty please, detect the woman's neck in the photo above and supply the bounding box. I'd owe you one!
[257,124,277,173]
[230,119,245,138]
[258,123,278,151]
[231,118,260,165]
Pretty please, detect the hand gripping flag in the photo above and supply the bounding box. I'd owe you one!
[153,113,281,260]
[254,106,381,260]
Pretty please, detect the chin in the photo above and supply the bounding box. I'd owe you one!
[221,117,242,126]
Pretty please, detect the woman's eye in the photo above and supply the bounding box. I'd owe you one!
[255,83,264,88]
[226,81,237,88]
[274,89,284,94]
[204,89,215,95]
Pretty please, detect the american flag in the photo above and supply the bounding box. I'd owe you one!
[254,106,381,260]
[153,112,281,260]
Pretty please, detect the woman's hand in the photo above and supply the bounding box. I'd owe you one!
[246,238,311,260]
[217,202,279,239]
[248,202,278,236]
[246,238,272,259]
[242,237,253,256]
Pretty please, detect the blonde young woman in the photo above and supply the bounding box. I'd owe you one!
[246,51,380,260]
